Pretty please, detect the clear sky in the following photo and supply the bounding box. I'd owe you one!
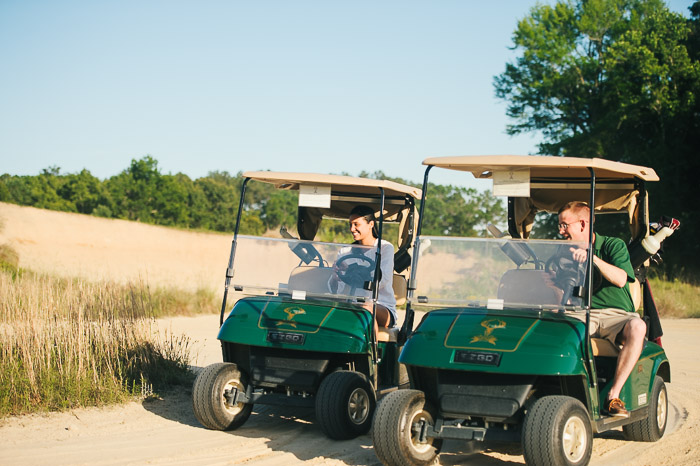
[0,1,694,189]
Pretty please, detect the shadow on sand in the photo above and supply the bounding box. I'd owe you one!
[141,377,530,466]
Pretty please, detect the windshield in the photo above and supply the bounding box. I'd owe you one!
[229,235,380,304]
[411,236,588,311]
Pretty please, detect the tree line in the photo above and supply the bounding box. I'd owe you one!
[494,0,700,276]
[0,156,505,240]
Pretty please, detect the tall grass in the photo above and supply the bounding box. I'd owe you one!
[146,285,219,318]
[649,276,700,318]
[0,269,195,417]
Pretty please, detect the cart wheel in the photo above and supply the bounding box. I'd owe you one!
[522,395,592,466]
[372,389,442,466]
[192,362,253,431]
[623,376,668,442]
[315,370,375,440]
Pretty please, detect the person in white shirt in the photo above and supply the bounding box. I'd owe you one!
[329,205,397,333]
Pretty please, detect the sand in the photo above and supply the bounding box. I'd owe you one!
[1,202,698,465]
[0,202,231,292]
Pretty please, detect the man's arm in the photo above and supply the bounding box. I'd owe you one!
[569,239,630,289]
[592,255,628,288]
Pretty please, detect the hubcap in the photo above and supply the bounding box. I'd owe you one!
[348,388,370,424]
[562,415,587,463]
[222,379,244,415]
[409,409,435,454]
[657,387,668,430]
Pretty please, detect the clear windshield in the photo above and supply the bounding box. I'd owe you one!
[229,235,380,303]
[412,236,589,311]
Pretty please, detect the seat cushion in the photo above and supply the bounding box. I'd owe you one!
[393,274,407,306]
[377,326,399,343]
[591,338,620,357]
[287,266,333,294]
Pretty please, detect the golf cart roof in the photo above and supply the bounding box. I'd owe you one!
[421,155,657,239]
[422,155,658,182]
[242,171,421,244]
[243,171,422,199]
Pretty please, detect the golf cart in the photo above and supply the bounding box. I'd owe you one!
[372,156,675,466]
[192,172,421,439]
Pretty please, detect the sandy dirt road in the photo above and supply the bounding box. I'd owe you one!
[1,203,699,465]
[1,316,697,466]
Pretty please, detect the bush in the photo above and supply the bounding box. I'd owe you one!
[0,244,20,278]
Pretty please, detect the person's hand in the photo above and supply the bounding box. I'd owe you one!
[329,262,348,291]
[569,246,588,263]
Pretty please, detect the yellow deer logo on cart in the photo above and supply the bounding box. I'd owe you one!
[470,319,506,345]
[277,307,306,328]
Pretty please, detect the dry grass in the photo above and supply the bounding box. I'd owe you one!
[649,276,700,318]
[0,270,195,417]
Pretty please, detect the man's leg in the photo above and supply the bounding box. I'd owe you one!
[607,317,647,403]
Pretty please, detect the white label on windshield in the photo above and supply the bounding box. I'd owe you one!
[493,169,530,197]
[292,290,307,300]
[487,298,504,310]
[299,185,331,208]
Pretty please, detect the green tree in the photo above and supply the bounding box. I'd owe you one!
[261,190,296,231]
[58,169,112,215]
[106,156,162,223]
[191,173,241,232]
[494,0,700,274]
[1,167,74,212]
[152,173,192,227]
[421,184,506,237]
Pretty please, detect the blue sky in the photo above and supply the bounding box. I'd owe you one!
[0,1,694,189]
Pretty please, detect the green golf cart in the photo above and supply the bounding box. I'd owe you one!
[372,156,674,466]
[192,172,421,439]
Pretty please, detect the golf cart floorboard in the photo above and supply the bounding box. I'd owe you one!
[595,406,647,433]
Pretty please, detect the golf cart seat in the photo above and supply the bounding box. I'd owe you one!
[497,269,563,306]
[378,326,399,343]
[591,338,621,357]
[287,266,408,302]
[287,266,334,294]
[393,274,408,306]
[630,278,642,311]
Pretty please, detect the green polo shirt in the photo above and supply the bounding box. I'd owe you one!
[591,234,636,313]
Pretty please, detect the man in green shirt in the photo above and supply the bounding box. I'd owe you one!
[558,201,646,417]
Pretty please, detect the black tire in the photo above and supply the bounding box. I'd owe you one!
[372,389,442,466]
[522,396,592,466]
[315,370,376,440]
[192,362,253,431]
[623,376,668,442]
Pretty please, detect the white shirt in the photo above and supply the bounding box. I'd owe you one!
[332,239,397,324]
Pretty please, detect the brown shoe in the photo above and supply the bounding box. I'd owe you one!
[606,398,629,417]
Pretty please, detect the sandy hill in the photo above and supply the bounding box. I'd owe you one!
[0,202,232,292]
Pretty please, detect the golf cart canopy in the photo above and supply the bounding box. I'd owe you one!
[422,155,658,240]
[242,171,422,246]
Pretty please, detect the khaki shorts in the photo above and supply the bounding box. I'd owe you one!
[568,308,642,345]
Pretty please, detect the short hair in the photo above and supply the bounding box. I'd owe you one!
[558,201,590,217]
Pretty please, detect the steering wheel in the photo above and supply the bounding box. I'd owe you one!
[335,253,376,289]
[545,247,586,306]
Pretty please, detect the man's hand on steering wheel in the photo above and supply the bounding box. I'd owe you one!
[546,246,586,306]
[569,246,587,263]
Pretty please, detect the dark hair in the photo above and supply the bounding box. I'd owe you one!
[349,205,379,239]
